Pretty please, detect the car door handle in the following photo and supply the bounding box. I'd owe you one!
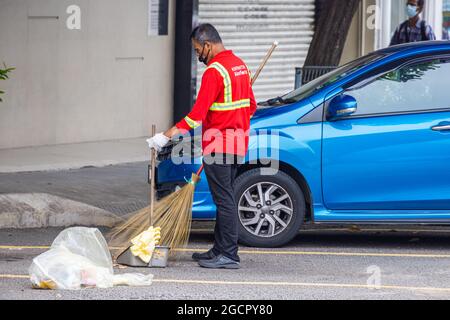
[431,122,450,132]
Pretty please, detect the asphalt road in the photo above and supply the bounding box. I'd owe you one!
[3,225,450,300]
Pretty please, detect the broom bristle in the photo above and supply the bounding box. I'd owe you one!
[108,173,199,259]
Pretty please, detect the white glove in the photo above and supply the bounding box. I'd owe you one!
[146,133,170,152]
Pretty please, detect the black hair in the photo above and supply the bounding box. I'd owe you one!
[418,0,425,8]
[190,23,222,45]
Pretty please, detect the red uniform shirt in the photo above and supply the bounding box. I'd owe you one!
[176,50,257,157]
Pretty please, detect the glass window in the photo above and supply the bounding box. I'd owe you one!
[345,57,450,116]
[270,52,385,106]
[444,0,450,40]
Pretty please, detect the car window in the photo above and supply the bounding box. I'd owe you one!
[345,57,450,116]
[272,53,385,105]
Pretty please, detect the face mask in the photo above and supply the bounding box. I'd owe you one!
[198,44,211,66]
[407,4,418,18]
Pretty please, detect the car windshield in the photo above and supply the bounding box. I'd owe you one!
[261,53,385,106]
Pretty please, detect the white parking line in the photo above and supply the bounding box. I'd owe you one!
[191,227,450,233]
[2,245,450,259]
[2,274,450,293]
[174,248,450,258]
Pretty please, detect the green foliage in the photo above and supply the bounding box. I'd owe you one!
[0,63,15,102]
[382,60,440,83]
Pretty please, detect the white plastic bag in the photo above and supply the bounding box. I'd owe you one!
[112,273,155,287]
[29,227,153,290]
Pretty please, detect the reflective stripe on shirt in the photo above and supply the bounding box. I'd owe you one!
[209,99,251,111]
[206,62,252,112]
[206,62,233,104]
[184,115,201,129]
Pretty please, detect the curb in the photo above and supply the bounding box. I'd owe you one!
[0,157,148,173]
[0,193,122,229]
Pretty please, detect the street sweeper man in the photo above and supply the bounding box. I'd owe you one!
[146,23,257,269]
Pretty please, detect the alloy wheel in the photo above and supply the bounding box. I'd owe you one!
[238,182,294,238]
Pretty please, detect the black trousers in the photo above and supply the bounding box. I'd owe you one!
[203,153,242,262]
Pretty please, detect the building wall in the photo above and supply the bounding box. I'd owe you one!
[340,6,361,65]
[340,0,376,65]
[0,0,175,149]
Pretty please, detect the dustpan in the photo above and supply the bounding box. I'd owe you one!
[115,125,169,268]
[116,245,170,268]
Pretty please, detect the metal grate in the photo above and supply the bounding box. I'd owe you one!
[294,66,337,89]
[156,135,202,162]
[155,136,200,200]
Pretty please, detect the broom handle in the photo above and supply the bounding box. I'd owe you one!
[196,165,204,176]
[150,125,157,226]
[195,42,278,177]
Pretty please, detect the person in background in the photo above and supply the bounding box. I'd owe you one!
[443,28,450,40]
[390,0,436,46]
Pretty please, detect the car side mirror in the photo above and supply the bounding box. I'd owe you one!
[327,94,357,121]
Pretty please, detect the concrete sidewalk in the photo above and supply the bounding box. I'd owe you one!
[0,162,152,228]
[0,138,154,228]
[0,137,149,173]
[0,162,151,218]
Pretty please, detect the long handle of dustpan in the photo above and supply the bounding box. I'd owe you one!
[194,41,279,177]
[251,41,278,86]
[149,125,157,226]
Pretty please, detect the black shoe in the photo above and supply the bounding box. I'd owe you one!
[198,254,240,269]
[192,249,217,261]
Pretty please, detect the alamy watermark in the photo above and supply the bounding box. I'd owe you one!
[66,5,81,30]
[366,4,381,31]
[170,128,281,176]
[366,265,382,290]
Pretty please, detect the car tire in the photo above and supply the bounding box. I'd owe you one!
[234,168,306,248]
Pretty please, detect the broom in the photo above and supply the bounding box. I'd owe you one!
[108,41,279,258]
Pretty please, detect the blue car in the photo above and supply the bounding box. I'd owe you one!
[157,41,450,247]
